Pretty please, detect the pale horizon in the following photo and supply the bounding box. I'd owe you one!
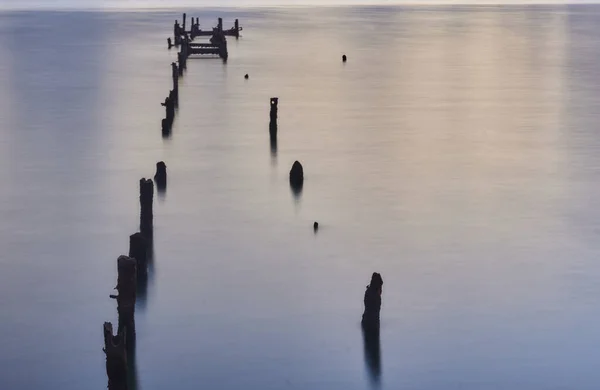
[1,0,599,11]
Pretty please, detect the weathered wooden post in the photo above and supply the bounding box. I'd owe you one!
[289,160,304,195]
[171,62,179,105]
[313,222,319,232]
[269,97,278,137]
[167,37,173,49]
[218,17,223,33]
[129,233,147,274]
[220,36,228,61]
[154,161,167,192]
[361,272,383,385]
[182,13,187,33]
[114,255,137,340]
[342,54,347,62]
[174,20,181,45]
[161,118,170,138]
[139,179,154,238]
[103,322,128,390]
[235,19,240,38]
[361,272,383,329]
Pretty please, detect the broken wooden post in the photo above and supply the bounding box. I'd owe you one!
[161,118,170,138]
[115,255,137,335]
[313,222,319,232]
[128,233,147,274]
[244,73,249,80]
[167,37,173,49]
[218,17,223,33]
[139,178,153,238]
[235,19,240,38]
[269,97,278,137]
[182,13,186,33]
[361,272,383,329]
[154,161,167,192]
[342,54,347,62]
[103,322,128,390]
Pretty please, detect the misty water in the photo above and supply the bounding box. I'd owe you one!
[2,4,600,390]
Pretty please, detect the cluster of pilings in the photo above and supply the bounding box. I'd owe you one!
[102,173,159,389]
[169,14,236,62]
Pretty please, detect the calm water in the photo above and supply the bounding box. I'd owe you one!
[1,5,600,390]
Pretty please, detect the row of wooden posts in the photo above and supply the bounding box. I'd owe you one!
[102,14,381,389]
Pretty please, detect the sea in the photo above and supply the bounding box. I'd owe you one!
[2,4,600,390]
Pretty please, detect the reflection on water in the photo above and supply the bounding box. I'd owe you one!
[4,4,600,390]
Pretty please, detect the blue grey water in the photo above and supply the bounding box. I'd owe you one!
[1,4,600,390]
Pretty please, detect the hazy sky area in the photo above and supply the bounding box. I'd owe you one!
[1,0,598,10]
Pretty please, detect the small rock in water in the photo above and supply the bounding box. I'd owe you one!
[342,54,347,62]
[313,222,319,231]
[244,74,249,79]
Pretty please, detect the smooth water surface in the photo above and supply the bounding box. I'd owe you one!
[1,5,600,390]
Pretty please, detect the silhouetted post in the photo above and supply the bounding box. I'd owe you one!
[171,62,179,105]
[269,97,278,137]
[177,52,184,75]
[114,255,137,346]
[220,36,228,61]
[182,13,187,33]
[103,322,128,390]
[235,19,240,38]
[154,161,167,192]
[167,37,173,49]
[342,54,347,62]
[244,73,249,80]
[361,272,383,329]
[289,160,304,195]
[218,17,223,33]
[174,20,181,45]
[129,233,147,275]
[162,118,170,138]
[139,179,153,238]
[313,222,319,232]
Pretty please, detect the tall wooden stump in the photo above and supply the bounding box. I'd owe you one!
[361,272,383,329]
[269,97,278,137]
[234,19,240,38]
[103,322,128,390]
[129,233,147,274]
[115,255,137,343]
[139,178,154,239]
[154,161,167,192]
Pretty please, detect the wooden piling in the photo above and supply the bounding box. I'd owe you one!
[361,272,383,329]
[235,19,240,38]
[218,17,223,33]
[154,161,167,191]
[115,255,137,341]
[139,178,154,238]
[183,13,187,33]
[128,233,147,274]
[269,97,278,137]
[103,322,128,390]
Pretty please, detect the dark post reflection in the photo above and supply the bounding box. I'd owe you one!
[361,323,381,388]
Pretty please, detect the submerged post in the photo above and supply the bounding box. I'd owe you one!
[139,178,154,238]
[269,97,278,137]
[115,255,137,344]
[361,272,383,329]
[154,161,167,192]
[128,233,147,275]
[103,322,128,390]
